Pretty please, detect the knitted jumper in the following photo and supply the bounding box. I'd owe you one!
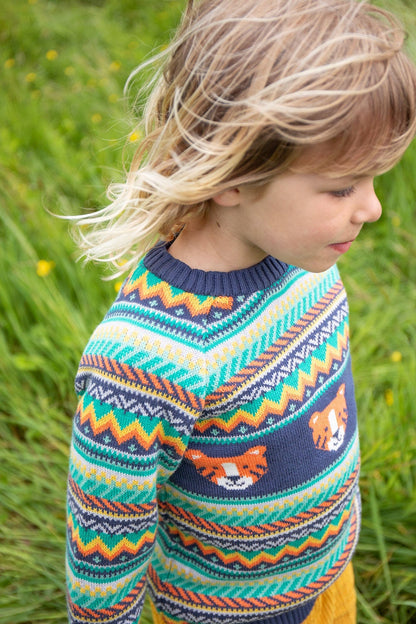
[66,242,361,624]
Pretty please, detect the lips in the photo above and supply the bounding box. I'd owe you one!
[329,241,354,254]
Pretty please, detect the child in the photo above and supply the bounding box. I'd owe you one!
[65,1,416,623]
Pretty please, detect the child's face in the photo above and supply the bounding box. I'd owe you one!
[211,169,382,273]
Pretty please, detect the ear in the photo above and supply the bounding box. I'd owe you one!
[247,446,267,457]
[338,384,345,396]
[211,188,240,207]
[185,450,205,461]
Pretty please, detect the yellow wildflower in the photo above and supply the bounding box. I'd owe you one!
[115,281,123,293]
[65,66,75,76]
[91,113,102,124]
[391,216,401,228]
[384,389,394,407]
[25,72,37,83]
[109,61,121,72]
[46,49,58,61]
[4,58,15,69]
[36,260,55,277]
[390,351,402,363]
[108,93,118,103]
[129,131,142,142]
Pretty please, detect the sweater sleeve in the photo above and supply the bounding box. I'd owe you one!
[65,305,206,624]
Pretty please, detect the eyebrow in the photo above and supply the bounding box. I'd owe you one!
[316,173,368,184]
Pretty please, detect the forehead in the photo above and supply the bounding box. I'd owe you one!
[289,139,382,179]
[288,93,408,178]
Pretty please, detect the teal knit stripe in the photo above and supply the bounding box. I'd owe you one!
[147,497,359,605]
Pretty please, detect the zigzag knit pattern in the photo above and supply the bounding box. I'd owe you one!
[66,242,361,624]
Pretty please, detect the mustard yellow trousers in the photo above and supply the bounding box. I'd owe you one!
[150,562,356,624]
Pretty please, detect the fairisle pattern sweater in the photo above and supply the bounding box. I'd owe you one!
[66,242,361,624]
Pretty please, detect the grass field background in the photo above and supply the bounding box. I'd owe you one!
[1,1,416,622]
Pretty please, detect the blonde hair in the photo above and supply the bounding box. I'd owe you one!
[74,0,416,274]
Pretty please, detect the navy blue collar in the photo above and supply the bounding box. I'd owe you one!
[144,241,289,296]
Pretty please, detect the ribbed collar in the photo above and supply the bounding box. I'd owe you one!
[143,242,289,297]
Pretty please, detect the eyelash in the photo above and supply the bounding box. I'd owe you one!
[330,186,356,198]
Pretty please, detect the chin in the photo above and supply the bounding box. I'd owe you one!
[296,260,337,273]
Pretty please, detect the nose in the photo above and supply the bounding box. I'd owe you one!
[351,181,382,225]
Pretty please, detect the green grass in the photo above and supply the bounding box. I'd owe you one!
[1,1,416,623]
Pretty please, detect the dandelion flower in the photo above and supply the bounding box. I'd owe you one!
[391,216,401,228]
[109,61,121,72]
[390,351,402,363]
[65,66,75,76]
[4,58,15,69]
[108,93,118,103]
[384,389,394,407]
[25,72,37,83]
[115,281,123,293]
[91,113,102,124]
[46,49,58,61]
[37,260,55,277]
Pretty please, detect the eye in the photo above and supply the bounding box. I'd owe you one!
[329,186,356,198]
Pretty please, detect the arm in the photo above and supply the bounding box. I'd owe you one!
[66,344,205,623]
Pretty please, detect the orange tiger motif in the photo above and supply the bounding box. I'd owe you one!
[309,384,348,451]
[185,446,268,490]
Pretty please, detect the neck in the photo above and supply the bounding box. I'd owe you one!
[169,213,266,272]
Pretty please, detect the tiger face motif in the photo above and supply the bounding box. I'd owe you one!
[185,446,268,490]
[309,384,348,452]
